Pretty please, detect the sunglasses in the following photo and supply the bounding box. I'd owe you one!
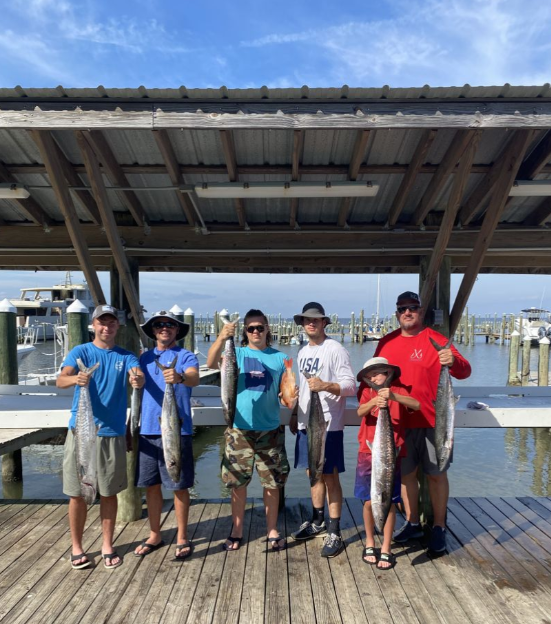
[246,325,265,334]
[397,305,421,314]
[152,321,177,329]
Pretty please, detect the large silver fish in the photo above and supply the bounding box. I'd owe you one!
[130,386,141,440]
[366,370,398,533]
[155,357,182,482]
[220,317,239,429]
[74,359,100,505]
[430,337,459,472]
[303,370,327,487]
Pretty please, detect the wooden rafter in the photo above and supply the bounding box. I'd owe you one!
[517,130,551,180]
[29,130,106,305]
[290,130,304,228]
[75,131,145,335]
[449,130,537,334]
[388,130,437,227]
[337,130,370,227]
[419,130,482,308]
[219,129,247,227]
[0,160,53,228]
[84,130,147,227]
[152,129,198,226]
[411,130,476,226]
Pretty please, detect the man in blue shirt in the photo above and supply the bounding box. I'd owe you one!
[134,311,199,561]
[206,309,292,552]
[57,304,143,570]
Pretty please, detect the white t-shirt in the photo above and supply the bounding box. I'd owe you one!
[297,337,356,432]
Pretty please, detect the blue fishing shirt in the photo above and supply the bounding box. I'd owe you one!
[234,346,288,431]
[63,342,140,437]
[139,347,199,436]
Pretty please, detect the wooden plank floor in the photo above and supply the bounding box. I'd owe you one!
[1,497,551,623]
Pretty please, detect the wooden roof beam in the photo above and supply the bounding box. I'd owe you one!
[523,197,551,227]
[0,160,53,229]
[152,129,198,227]
[419,131,482,309]
[337,130,370,227]
[75,130,145,336]
[450,129,537,334]
[84,130,147,228]
[517,130,551,180]
[388,130,437,227]
[219,129,247,228]
[29,130,106,305]
[290,130,304,229]
[411,130,477,226]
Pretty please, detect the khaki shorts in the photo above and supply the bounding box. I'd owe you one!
[63,428,127,498]
[221,426,290,490]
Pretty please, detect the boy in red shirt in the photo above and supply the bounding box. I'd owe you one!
[355,357,420,570]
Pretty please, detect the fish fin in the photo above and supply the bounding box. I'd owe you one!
[169,357,178,369]
[76,358,85,372]
[430,337,453,352]
[285,358,293,370]
[155,360,167,372]
[366,440,372,451]
[454,394,460,404]
[158,417,162,426]
[221,316,240,325]
[395,445,401,458]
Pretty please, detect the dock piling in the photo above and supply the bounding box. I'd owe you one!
[508,330,521,385]
[538,337,550,387]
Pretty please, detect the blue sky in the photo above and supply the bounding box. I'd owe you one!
[2,0,551,317]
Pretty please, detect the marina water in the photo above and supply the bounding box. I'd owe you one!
[5,335,550,500]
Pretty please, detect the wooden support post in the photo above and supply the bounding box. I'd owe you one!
[538,337,550,387]
[169,305,185,349]
[184,308,195,354]
[111,257,142,522]
[521,336,532,386]
[500,315,506,344]
[359,309,364,344]
[0,299,23,493]
[508,331,521,386]
[350,312,355,342]
[67,299,90,351]
[419,256,451,336]
[464,307,470,346]
[471,314,476,345]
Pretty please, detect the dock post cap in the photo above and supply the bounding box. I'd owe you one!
[511,330,520,336]
[539,336,550,345]
[67,299,89,314]
[184,307,194,315]
[0,298,16,313]
[170,305,184,315]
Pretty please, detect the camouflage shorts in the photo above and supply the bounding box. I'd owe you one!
[221,426,290,490]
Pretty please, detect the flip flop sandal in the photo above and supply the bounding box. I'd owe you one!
[134,540,165,557]
[71,553,91,569]
[377,552,396,570]
[268,535,287,551]
[174,541,193,560]
[362,546,378,565]
[222,536,243,552]
[103,552,123,569]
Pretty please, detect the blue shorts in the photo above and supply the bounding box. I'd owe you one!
[294,429,345,474]
[136,435,194,491]
[354,452,402,503]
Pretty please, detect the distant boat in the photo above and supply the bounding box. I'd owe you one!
[515,308,551,344]
[17,344,36,364]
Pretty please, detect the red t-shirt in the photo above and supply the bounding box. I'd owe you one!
[357,381,413,457]
[374,327,471,428]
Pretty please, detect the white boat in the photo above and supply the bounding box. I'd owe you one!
[10,273,95,341]
[17,344,36,364]
[515,308,551,343]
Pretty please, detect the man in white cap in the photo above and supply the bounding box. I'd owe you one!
[290,302,356,558]
[134,311,199,561]
[374,291,471,554]
[57,304,144,570]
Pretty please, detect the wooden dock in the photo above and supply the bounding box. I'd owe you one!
[1,497,551,623]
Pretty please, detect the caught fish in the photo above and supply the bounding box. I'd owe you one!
[155,357,181,482]
[220,316,239,429]
[366,370,398,533]
[74,359,100,505]
[430,338,459,472]
[280,358,297,409]
[303,370,327,487]
[127,385,141,451]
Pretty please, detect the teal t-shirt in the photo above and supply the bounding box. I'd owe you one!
[234,346,288,431]
[63,342,139,437]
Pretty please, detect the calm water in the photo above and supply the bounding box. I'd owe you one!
[4,335,550,500]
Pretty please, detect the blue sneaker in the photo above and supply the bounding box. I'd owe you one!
[428,526,447,553]
[393,521,423,543]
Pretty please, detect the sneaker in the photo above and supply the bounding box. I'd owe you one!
[428,526,447,553]
[292,520,327,541]
[321,533,344,558]
[393,521,424,543]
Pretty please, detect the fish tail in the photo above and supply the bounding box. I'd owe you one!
[285,358,293,370]
[81,482,96,506]
[430,337,453,351]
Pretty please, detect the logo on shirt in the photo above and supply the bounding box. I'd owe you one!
[410,349,423,361]
[299,357,321,375]
[243,357,273,392]
[115,361,124,371]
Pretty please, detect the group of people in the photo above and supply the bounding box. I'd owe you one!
[59,290,470,572]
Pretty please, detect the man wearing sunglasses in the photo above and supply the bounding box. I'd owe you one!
[134,311,199,561]
[374,291,471,554]
[206,309,291,552]
[290,302,356,558]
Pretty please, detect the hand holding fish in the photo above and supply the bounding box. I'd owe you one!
[163,368,184,385]
[306,376,326,393]
[438,348,455,367]
[76,370,93,386]
[129,368,145,389]
[219,321,237,340]
[374,392,389,408]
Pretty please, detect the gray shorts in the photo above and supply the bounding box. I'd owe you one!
[63,428,128,498]
[401,428,453,477]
